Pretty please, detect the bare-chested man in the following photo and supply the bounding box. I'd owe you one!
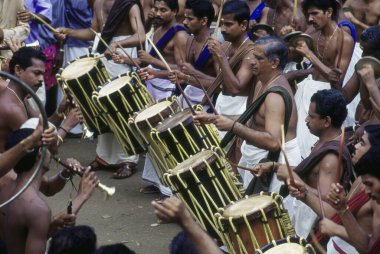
[260,0,307,36]
[293,0,354,158]
[136,0,188,100]
[343,0,380,41]
[195,37,300,193]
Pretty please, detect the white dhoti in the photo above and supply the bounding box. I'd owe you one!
[95,35,139,164]
[295,76,330,158]
[283,195,318,238]
[179,84,204,108]
[327,236,359,254]
[238,138,301,192]
[215,93,247,138]
[145,71,176,101]
[142,156,172,196]
[342,42,362,128]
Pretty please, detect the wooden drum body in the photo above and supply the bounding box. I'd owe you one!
[255,236,316,254]
[92,72,154,156]
[151,108,220,170]
[164,148,241,239]
[129,97,182,178]
[215,193,296,254]
[57,54,110,134]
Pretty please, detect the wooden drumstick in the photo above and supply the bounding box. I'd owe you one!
[90,28,113,52]
[113,40,141,69]
[53,157,115,199]
[279,125,295,186]
[317,180,326,218]
[213,0,224,38]
[191,74,218,115]
[30,13,57,33]
[336,127,345,181]
[147,37,196,114]
[293,0,297,19]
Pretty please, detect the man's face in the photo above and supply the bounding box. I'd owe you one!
[305,102,325,136]
[251,44,272,77]
[261,0,277,9]
[306,6,330,30]
[154,1,176,25]
[18,58,45,92]
[220,14,246,42]
[362,174,380,204]
[183,9,204,34]
[352,133,371,164]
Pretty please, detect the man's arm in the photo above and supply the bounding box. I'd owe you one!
[25,204,51,254]
[315,153,342,198]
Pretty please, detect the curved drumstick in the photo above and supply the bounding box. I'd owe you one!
[90,28,113,52]
[336,128,345,181]
[191,74,218,115]
[213,0,224,38]
[53,157,115,199]
[112,40,141,69]
[30,13,57,33]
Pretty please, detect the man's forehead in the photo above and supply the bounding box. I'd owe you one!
[252,44,265,54]
[221,14,236,22]
[155,1,169,8]
[184,9,194,16]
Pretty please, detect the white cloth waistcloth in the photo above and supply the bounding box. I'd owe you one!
[179,84,203,107]
[142,156,172,196]
[238,138,301,191]
[327,236,359,254]
[342,42,362,128]
[295,76,330,158]
[283,195,318,238]
[215,93,247,138]
[146,66,176,101]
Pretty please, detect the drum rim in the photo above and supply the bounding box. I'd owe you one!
[58,54,101,80]
[155,108,193,133]
[169,149,218,175]
[221,193,277,221]
[255,236,312,254]
[135,99,181,129]
[97,73,134,97]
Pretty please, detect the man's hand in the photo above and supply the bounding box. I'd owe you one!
[193,112,235,131]
[112,52,127,64]
[54,27,70,40]
[17,10,32,23]
[49,212,76,235]
[138,50,156,64]
[180,62,197,76]
[288,179,308,200]
[66,158,85,174]
[77,167,98,202]
[329,68,342,84]
[42,125,58,147]
[137,67,157,80]
[319,218,339,236]
[4,38,22,53]
[192,111,216,126]
[294,40,312,59]
[151,197,193,226]
[208,37,225,60]
[357,64,377,89]
[326,183,348,211]
[250,162,273,177]
[168,70,187,84]
[276,164,290,181]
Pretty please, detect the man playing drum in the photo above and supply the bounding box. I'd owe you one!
[55,0,146,179]
[194,36,300,192]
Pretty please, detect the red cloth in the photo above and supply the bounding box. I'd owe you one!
[369,235,380,254]
[43,44,57,90]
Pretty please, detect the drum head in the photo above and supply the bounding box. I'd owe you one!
[135,101,173,123]
[171,150,216,174]
[156,109,192,132]
[223,195,274,218]
[99,75,132,96]
[261,243,306,254]
[61,57,98,80]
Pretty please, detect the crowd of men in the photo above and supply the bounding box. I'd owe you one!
[0,0,379,253]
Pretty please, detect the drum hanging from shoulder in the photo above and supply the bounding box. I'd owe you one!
[92,72,154,156]
[151,108,220,170]
[56,54,110,134]
[255,236,316,254]
[129,97,182,178]
[215,192,296,254]
[164,148,241,240]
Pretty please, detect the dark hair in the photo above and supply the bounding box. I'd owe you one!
[301,0,338,21]
[310,89,347,128]
[222,0,250,25]
[354,125,380,179]
[254,36,288,70]
[170,231,199,254]
[155,0,179,12]
[48,225,97,254]
[5,128,39,174]
[95,243,135,254]
[185,0,214,27]
[361,25,380,59]
[9,47,46,75]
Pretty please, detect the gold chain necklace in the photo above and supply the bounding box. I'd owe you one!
[225,36,249,60]
[317,25,339,61]
[253,74,282,101]
[6,86,24,106]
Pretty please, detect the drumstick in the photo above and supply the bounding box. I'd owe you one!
[227,159,253,171]
[213,0,224,38]
[336,127,345,182]
[191,74,218,115]
[281,125,286,165]
[293,0,297,19]
[147,37,196,114]
[112,40,141,69]
[135,17,144,50]
[30,13,57,33]
[90,28,113,52]
[278,141,295,186]
[317,180,326,218]
[53,157,116,199]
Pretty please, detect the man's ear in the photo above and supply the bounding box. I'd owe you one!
[324,116,332,128]
[326,7,333,18]
[201,16,208,27]
[271,58,280,69]
[14,64,23,76]
[241,20,248,31]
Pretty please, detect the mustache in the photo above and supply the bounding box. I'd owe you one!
[154,17,163,22]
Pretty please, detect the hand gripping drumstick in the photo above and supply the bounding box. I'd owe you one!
[90,28,113,52]
[191,74,218,115]
[112,40,141,69]
[30,13,57,33]
[53,157,116,199]
[147,37,196,114]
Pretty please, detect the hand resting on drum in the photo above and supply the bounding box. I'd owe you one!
[193,111,234,131]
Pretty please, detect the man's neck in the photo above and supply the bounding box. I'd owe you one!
[321,21,337,36]
[161,19,177,31]
[231,34,248,49]
[277,0,291,11]
[318,128,342,144]
[194,27,210,43]
[8,82,26,100]
[260,70,282,87]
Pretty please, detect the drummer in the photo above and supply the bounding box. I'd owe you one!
[56,0,146,179]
